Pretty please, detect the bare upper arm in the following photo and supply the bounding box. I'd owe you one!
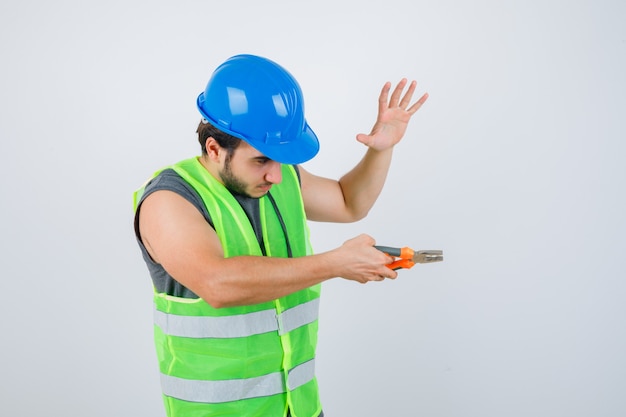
[138,190,224,292]
[299,166,357,223]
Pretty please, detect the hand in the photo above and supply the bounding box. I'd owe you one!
[356,79,429,151]
[334,234,398,283]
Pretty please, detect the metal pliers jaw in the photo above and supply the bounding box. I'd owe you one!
[375,246,444,270]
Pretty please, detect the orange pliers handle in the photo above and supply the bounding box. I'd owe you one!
[374,246,417,270]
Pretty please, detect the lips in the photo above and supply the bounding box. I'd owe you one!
[257,183,272,192]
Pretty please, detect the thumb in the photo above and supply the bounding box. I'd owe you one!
[356,133,372,146]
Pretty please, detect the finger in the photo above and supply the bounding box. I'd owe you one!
[358,233,375,246]
[378,82,391,114]
[407,92,429,115]
[373,271,387,281]
[373,270,396,282]
[383,267,399,280]
[388,78,408,107]
[398,80,417,109]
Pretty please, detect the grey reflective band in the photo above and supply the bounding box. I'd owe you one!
[154,308,278,338]
[278,298,320,335]
[154,298,320,339]
[287,357,316,390]
[161,359,316,403]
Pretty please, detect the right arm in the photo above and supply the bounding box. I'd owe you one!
[138,190,396,308]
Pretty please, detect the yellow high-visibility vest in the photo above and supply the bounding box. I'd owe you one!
[134,157,322,417]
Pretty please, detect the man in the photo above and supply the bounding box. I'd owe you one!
[133,54,428,417]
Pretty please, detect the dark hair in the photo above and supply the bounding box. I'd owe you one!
[196,119,242,158]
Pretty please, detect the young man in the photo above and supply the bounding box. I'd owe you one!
[133,54,428,417]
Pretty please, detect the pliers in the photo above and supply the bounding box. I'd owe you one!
[375,246,444,270]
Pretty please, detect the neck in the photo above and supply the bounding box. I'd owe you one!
[198,154,223,185]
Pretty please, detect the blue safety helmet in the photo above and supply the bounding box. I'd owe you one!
[197,54,319,165]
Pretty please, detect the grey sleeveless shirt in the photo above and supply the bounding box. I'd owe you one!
[133,167,299,298]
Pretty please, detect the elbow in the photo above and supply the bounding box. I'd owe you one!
[196,279,232,309]
[205,299,228,309]
[202,294,232,309]
[352,209,370,222]
[344,207,371,223]
[200,288,232,309]
[200,282,247,309]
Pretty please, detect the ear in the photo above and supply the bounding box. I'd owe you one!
[205,137,223,162]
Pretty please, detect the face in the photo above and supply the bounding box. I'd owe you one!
[218,141,282,199]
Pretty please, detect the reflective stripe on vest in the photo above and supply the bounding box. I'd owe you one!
[154,298,320,339]
[160,359,316,403]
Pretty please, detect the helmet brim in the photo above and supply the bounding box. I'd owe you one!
[253,123,320,165]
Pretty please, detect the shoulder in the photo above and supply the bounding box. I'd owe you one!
[144,169,193,195]
[137,169,211,224]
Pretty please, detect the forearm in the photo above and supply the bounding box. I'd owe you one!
[338,147,394,220]
[332,78,427,221]
[191,234,396,308]
[194,251,342,308]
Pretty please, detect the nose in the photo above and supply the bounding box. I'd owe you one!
[265,161,282,184]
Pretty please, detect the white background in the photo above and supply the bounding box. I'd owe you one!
[1,1,625,416]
